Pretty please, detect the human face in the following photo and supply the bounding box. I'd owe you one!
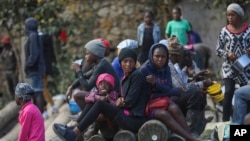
[172,9,181,20]
[227,10,240,25]
[15,95,21,105]
[152,47,168,69]
[169,54,181,64]
[84,49,95,63]
[120,57,136,76]
[98,80,112,95]
[144,12,153,25]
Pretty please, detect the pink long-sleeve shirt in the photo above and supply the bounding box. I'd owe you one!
[18,101,45,141]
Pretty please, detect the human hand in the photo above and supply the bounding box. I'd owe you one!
[65,86,73,103]
[228,52,237,61]
[245,48,250,55]
[146,75,156,86]
[71,63,81,72]
[116,97,125,107]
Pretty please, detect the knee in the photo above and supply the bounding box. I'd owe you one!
[154,109,171,120]
[73,91,86,101]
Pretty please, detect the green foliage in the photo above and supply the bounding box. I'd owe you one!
[0,0,79,94]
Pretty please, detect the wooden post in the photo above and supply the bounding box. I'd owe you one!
[138,119,170,141]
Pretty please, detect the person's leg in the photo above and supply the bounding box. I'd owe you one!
[77,101,120,132]
[232,85,250,124]
[184,87,204,136]
[43,75,56,106]
[168,102,190,131]
[30,74,46,113]
[54,101,120,140]
[223,78,235,121]
[74,91,89,110]
[153,108,198,141]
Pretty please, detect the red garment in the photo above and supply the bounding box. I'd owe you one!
[18,101,45,141]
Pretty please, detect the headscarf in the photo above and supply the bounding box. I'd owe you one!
[96,73,115,89]
[15,83,34,101]
[227,3,244,17]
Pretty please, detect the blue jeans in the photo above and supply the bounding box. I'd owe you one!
[232,85,250,124]
[29,74,43,92]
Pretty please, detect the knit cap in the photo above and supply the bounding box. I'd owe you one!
[118,48,137,63]
[15,83,34,101]
[96,73,115,89]
[97,38,110,49]
[84,39,105,58]
[227,3,244,17]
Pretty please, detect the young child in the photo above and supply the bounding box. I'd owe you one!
[85,73,119,105]
[15,83,45,141]
[54,73,119,140]
[165,7,191,45]
[137,10,161,65]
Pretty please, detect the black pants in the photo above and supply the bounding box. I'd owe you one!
[77,101,147,133]
[171,87,205,116]
[4,72,18,98]
[222,78,235,121]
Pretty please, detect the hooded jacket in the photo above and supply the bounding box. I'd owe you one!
[24,17,45,76]
[140,43,181,99]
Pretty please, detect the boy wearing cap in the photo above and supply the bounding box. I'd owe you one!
[0,35,18,98]
[15,83,45,141]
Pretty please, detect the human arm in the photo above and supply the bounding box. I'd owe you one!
[215,29,236,61]
[18,112,32,141]
[123,71,145,109]
[26,33,39,67]
[165,22,171,39]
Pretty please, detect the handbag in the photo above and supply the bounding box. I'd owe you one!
[145,95,170,116]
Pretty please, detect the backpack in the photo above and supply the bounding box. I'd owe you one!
[39,32,56,75]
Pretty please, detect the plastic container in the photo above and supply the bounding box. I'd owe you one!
[207,83,224,103]
[68,100,81,114]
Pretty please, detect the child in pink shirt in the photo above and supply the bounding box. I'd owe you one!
[15,83,45,141]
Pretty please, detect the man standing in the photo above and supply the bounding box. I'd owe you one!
[0,35,18,98]
[24,17,46,114]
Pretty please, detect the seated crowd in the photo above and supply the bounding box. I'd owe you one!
[51,36,214,141]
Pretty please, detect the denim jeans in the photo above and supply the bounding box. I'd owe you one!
[29,74,43,92]
[232,85,250,124]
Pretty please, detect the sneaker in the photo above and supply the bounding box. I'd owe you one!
[52,105,59,114]
[53,123,76,141]
[54,123,75,130]
[42,111,49,120]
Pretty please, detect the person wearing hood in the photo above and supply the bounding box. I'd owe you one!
[140,43,199,141]
[24,17,46,115]
[53,48,149,141]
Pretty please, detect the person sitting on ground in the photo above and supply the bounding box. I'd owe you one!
[140,43,200,141]
[54,73,119,140]
[15,83,45,141]
[53,48,149,141]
